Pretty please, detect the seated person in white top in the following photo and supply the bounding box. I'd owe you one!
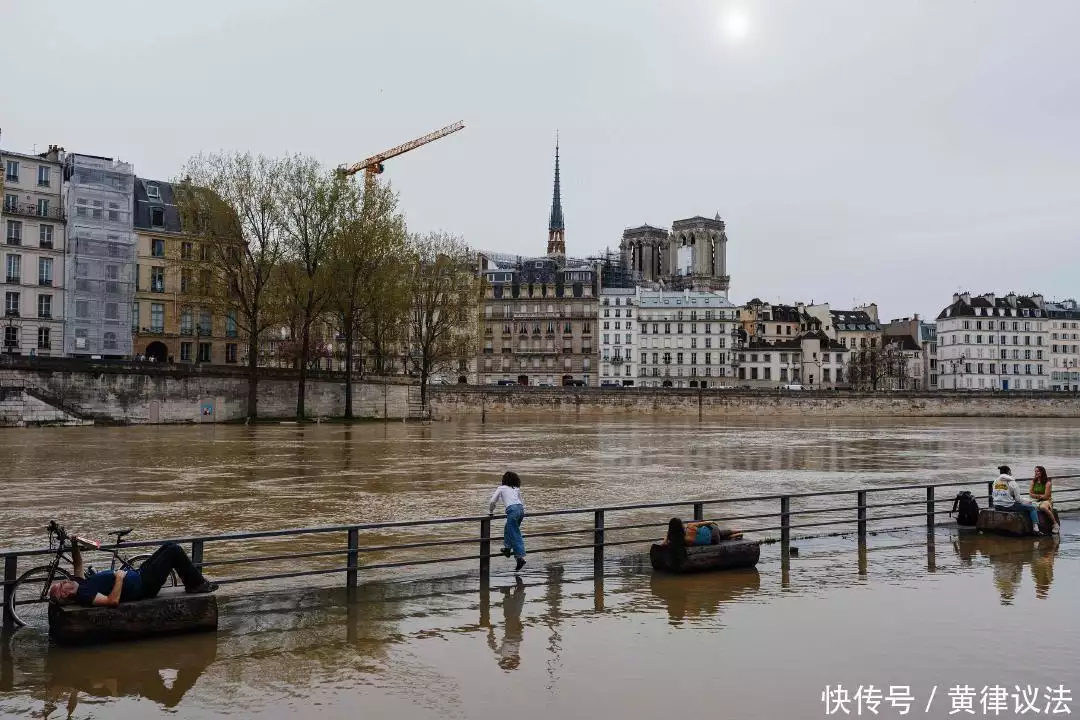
[991,464,1041,534]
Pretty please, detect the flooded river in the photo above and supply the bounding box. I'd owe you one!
[1,418,1078,718]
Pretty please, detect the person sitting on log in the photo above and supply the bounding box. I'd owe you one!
[1029,465,1059,535]
[48,539,219,607]
[662,518,742,546]
[991,465,1041,535]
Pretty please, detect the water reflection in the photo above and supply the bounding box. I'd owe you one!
[647,569,761,626]
[43,632,217,715]
[487,577,525,671]
[952,532,1060,604]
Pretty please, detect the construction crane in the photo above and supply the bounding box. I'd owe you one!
[337,120,465,184]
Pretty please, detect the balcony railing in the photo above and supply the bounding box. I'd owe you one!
[38,279,52,287]
[39,241,53,250]
[6,276,19,285]
[38,342,51,350]
[38,312,51,320]
[5,237,21,247]
[2,203,64,221]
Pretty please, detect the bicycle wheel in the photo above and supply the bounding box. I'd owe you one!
[6,565,72,629]
[126,554,179,588]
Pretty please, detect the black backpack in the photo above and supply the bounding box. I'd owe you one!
[951,491,979,526]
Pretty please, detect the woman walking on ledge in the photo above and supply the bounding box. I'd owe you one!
[489,471,527,572]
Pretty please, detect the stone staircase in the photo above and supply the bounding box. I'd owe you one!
[0,383,95,427]
[407,385,431,421]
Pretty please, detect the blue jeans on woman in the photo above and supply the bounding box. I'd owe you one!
[997,501,1040,530]
[504,504,526,559]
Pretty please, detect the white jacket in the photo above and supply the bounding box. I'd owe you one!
[991,474,1029,508]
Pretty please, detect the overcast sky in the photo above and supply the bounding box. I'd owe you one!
[4,0,1078,321]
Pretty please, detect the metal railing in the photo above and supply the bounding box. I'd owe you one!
[3,475,1076,626]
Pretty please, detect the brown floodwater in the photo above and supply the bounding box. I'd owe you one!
[0,418,1078,718]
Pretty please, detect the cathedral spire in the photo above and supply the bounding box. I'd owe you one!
[547,135,566,256]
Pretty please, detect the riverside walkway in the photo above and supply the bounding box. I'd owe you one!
[4,475,1076,628]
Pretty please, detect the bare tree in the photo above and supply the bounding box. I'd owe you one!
[176,153,287,420]
[328,180,407,417]
[846,343,911,391]
[278,156,354,418]
[407,232,479,406]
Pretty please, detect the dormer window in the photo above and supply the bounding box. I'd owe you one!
[150,206,165,228]
[146,183,161,201]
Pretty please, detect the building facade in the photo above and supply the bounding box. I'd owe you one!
[635,289,735,388]
[1045,299,1080,391]
[479,257,598,386]
[63,153,136,358]
[132,177,239,365]
[598,287,638,386]
[882,315,938,390]
[732,328,848,388]
[936,292,1049,391]
[1,146,66,356]
[738,299,802,344]
[619,214,730,294]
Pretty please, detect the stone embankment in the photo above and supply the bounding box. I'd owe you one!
[0,358,414,426]
[429,386,1080,419]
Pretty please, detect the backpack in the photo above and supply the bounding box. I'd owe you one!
[951,491,979,526]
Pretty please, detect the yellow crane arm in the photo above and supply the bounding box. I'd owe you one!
[338,120,465,177]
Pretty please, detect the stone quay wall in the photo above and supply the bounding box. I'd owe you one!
[0,358,413,425]
[429,387,1080,419]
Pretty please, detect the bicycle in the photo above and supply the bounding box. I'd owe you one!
[5,520,177,628]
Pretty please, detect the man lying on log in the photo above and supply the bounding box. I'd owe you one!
[662,518,744,546]
[48,540,219,607]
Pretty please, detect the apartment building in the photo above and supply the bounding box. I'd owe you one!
[598,287,638,386]
[936,292,1049,391]
[479,257,598,386]
[733,328,848,388]
[738,299,801,344]
[132,178,239,364]
[635,288,735,388]
[882,315,938,389]
[1045,299,1080,391]
[1,146,66,355]
[63,153,136,358]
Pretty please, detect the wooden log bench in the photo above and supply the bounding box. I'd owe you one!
[49,587,218,645]
[976,508,1034,537]
[650,539,761,574]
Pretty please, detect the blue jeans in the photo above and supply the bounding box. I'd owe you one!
[504,504,525,559]
[997,502,1040,529]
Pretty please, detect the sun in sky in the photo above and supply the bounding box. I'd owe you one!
[720,7,751,42]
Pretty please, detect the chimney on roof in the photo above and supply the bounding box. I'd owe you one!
[952,293,960,304]
[961,292,971,304]
[1006,292,1017,307]
[1032,294,1044,308]
[982,293,996,306]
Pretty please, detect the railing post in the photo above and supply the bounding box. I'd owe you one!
[346,528,359,588]
[3,555,16,628]
[857,490,867,540]
[926,486,935,528]
[987,481,994,507]
[780,496,791,546]
[480,516,491,580]
[190,540,204,570]
[593,510,605,573]
[693,502,704,522]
